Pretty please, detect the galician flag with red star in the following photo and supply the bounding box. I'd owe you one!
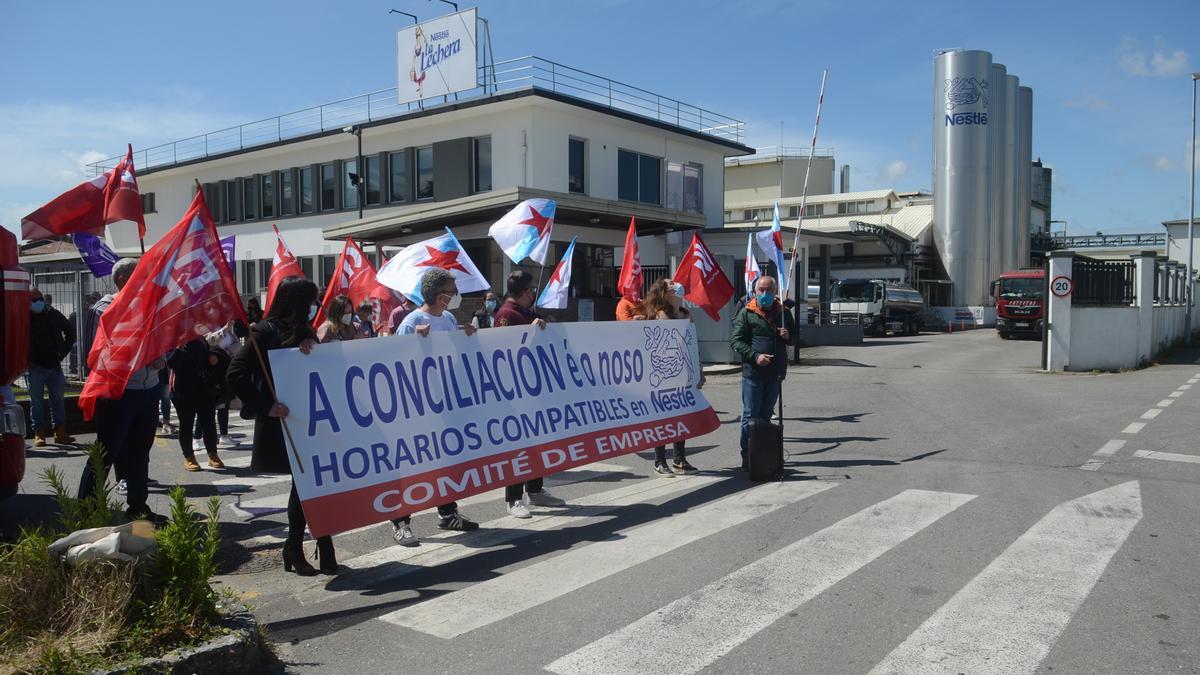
[536,236,577,310]
[488,198,556,265]
[377,227,491,303]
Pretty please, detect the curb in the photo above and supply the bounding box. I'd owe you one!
[96,609,263,675]
[702,364,740,375]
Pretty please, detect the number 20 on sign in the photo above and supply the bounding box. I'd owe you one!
[1051,276,1073,298]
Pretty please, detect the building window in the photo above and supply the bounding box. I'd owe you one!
[239,260,255,294]
[365,156,382,205]
[259,259,271,289]
[723,210,733,223]
[416,146,433,200]
[224,181,240,222]
[389,150,407,203]
[807,204,824,217]
[473,136,492,193]
[343,159,359,211]
[260,174,275,219]
[299,256,314,280]
[319,254,337,288]
[320,163,337,211]
[617,149,661,205]
[837,200,872,215]
[279,170,295,216]
[568,138,586,194]
[242,178,258,221]
[140,192,156,214]
[299,167,314,213]
[202,184,220,223]
[666,161,702,213]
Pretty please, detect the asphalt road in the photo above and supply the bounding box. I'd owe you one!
[5,329,1199,673]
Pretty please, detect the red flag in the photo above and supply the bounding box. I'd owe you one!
[22,144,146,241]
[672,234,735,322]
[316,238,399,329]
[617,217,643,303]
[79,188,246,420]
[264,224,304,313]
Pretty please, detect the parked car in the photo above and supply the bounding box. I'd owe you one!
[0,226,29,499]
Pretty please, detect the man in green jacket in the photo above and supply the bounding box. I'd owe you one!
[730,276,796,469]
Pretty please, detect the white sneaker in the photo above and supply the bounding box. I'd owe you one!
[218,434,234,447]
[508,500,532,518]
[192,439,205,452]
[115,479,127,495]
[526,489,565,507]
[157,424,174,437]
[392,523,419,547]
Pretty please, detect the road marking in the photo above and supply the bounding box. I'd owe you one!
[382,480,838,638]
[214,474,292,492]
[1169,391,1184,398]
[1189,378,1199,384]
[1121,422,1146,434]
[1093,440,1126,457]
[294,473,720,605]
[231,461,637,529]
[869,481,1141,675]
[1078,460,1105,471]
[220,455,253,469]
[545,489,973,675]
[1133,449,1200,465]
[1141,408,1162,420]
[1156,399,1174,408]
[1178,384,1192,390]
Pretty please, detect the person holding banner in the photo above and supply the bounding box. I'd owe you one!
[492,270,565,518]
[226,277,333,576]
[389,269,480,546]
[316,294,358,344]
[642,280,703,475]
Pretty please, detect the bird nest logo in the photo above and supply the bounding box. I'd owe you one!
[644,325,697,388]
[944,77,988,111]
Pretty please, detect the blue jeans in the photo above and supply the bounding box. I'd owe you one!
[27,365,67,430]
[740,376,781,460]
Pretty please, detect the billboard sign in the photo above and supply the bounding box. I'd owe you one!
[397,8,478,104]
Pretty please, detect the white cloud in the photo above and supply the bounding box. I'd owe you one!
[1063,94,1112,111]
[1154,155,1179,172]
[881,160,909,181]
[1117,36,1191,78]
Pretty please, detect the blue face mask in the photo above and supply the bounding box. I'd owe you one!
[30,300,45,313]
[485,299,498,313]
[756,292,776,307]
[308,305,318,321]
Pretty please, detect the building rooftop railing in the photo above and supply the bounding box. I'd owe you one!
[1049,232,1166,249]
[725,146,835,164]
[86,56,746,176]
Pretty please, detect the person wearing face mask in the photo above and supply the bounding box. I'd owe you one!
[490,270,564,518]
[472,291,499,329]
[389,268,480,546]
[355,301,377,338]
[316,294,358,344]
[641,279,705,475]
[730,275,796,471]
[27,287,76,446]
[387,295,417,335]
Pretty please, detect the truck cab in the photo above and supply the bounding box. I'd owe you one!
[992,268,1046,340]
[829,278,925,337]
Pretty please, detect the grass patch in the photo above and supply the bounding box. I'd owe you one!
[0,444,229,673]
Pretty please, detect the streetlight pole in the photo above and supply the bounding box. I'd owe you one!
[1188,72,1198,344]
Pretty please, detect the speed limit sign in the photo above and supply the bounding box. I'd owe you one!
[1051,275,1073,298]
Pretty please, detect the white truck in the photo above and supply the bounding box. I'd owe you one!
[829,278,925,337]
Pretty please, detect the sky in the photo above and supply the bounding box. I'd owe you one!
[1,0,1198,240]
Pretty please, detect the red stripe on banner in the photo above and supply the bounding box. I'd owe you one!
[301,407,720,537]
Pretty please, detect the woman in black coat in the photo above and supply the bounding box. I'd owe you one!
[167,338,225,471]
[226,276,334,576]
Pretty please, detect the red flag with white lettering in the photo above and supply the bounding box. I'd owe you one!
[316,238,399,329]
[617,217,643,303]
[79,188,245,420]
[22,144,146,241]
[264,224,304,314]
[672,233,735,321]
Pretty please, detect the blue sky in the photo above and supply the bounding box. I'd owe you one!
[1,0,1197,240]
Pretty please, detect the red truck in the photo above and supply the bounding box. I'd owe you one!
[992,268,1045,340]
[1,226,29,498]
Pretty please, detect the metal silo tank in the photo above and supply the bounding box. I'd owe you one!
[1002,74,1020,276]
[1016,86,1033,268]
[933,49,993,307]
[988,63,1007,292]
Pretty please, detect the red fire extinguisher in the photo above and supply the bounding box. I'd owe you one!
[0,226,29,498]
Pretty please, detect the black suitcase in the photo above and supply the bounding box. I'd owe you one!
[747,417,783,481]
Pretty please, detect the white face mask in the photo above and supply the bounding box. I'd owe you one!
[340,314,353,326]
[445,293,462,310]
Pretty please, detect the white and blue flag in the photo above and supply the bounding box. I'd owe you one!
[754,202,789,296]
[536,236,577,310]
[488,198,556,265]
[377,227,491,304]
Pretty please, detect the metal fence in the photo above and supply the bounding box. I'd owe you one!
[1071,257,1135,306]
[20,270,119,385]
[87,56,745,176]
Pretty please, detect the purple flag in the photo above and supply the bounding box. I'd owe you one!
[72,232,118,277]
[220,235,236,272]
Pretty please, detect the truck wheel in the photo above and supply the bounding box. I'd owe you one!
[998,331,1010,340]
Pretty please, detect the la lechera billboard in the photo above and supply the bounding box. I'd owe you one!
[397,8,478,105]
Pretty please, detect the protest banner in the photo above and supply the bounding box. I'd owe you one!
[269,320,718,536]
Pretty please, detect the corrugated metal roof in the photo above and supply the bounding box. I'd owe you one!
[788,202,933,241]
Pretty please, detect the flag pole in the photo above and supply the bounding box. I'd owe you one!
[785,69,828,298]
[246,330,306,474]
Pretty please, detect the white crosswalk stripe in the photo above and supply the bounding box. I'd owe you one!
[545,488,972,675]
[382,479,837,638]
[869,481,1142,675]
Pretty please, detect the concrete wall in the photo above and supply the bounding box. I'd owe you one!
[724,157,834,204]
